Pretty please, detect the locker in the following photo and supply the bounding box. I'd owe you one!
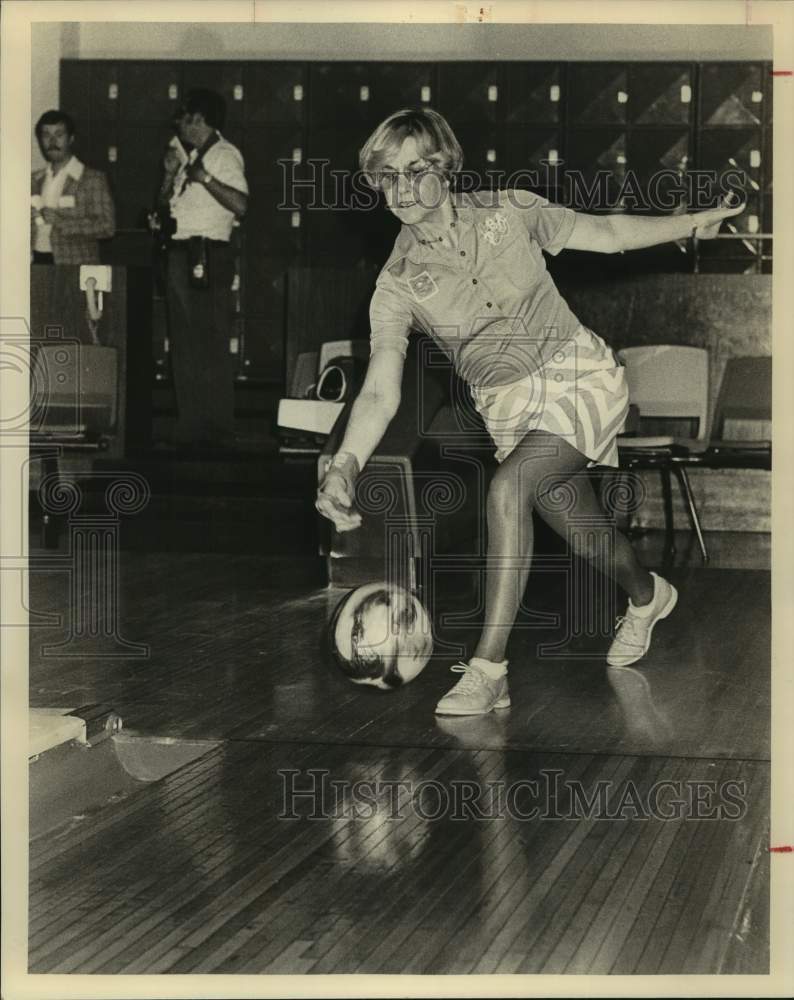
[451,126,505,189]
[246,62,306,125]
[565,129,627,211]
[437,64,502,125]
[503,63,561,124]
[503,128,564,190]
[89,62,123,122]
[182,62,247,126]
[628,63,693,125]
[242,125,308,191]
[699,63,764,126]
[697,127,763,221]
[309,64,381,130]
[86,123,171,230]
[305,126,364,176]
[117,62,183,123]
[626,128,690,212]
[568,64,628,125]
[366,63,435,119]
[243,185,307,262]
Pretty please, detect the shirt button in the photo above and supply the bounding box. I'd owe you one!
[472,278,478,285]
[554,373,564,383]
[486,302,493,308]
[553,351,566,363]
[460,250,466,257]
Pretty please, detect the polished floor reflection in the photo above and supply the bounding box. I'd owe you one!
[28,540,771,974]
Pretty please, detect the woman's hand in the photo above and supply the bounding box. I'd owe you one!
[690,194,745,240]
[315,453,362,532]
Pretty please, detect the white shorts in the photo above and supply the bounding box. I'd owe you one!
[469,326,630,468]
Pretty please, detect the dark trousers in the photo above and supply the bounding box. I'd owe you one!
[33,251,54,264]
[165,240,236,447]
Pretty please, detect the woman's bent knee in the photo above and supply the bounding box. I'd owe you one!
[487,466,539,520]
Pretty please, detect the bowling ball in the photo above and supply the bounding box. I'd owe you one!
[328,582,433,690]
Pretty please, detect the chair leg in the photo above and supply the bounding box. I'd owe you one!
[660,466,676,565]
[674,466,709,564]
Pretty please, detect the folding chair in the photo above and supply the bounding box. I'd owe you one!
[615,345,710,564]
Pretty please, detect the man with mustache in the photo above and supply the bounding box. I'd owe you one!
[31,110,115,265]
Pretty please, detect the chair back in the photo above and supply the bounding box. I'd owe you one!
[617,345,709,441]
[711,356,771,440]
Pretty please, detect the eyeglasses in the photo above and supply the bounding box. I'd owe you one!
[375,164,442,191]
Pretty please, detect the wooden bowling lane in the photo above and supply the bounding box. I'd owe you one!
[28,738,768,975]
[29,554,770,760]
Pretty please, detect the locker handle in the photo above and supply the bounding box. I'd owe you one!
[421,85,431,102]
[234,84,244,101]
[293,84,304,101]
[360,85,370,102]
[168,84,179,100]
[487,85,498,102]
[108,146,118,163]
[291,211,301,228]
[108,83,118,100]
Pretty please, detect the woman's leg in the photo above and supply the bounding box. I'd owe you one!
[533,466,654,607]
[473,430,600,663]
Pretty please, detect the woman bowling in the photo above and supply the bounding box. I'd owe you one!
[315,108,743,718]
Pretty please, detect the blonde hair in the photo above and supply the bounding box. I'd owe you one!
[358,108,463,185]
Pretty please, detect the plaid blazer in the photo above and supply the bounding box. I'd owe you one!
[31,160,115,264]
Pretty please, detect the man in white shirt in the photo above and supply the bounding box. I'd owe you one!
[162,89,249,453]
[31,110,115,264]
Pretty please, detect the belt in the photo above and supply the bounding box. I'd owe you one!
[170,238,230,250]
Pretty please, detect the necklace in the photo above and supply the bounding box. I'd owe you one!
[416,206,459,246]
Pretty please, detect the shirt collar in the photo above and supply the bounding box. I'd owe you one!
[45,156,84,182]
[394,191,475,265]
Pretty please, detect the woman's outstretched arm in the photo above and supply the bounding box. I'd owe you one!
[564,195,745,254]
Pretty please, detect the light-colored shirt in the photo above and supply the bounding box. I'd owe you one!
[32,156,84,253]
[169,134,248,243]
[369,189,581,388]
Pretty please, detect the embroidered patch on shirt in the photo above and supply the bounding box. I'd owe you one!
[408,270,439,302]
[479,212,510,246]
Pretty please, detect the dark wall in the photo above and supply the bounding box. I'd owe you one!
[61,58,773,395]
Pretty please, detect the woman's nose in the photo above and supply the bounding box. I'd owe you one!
[397,173,412,197]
